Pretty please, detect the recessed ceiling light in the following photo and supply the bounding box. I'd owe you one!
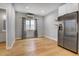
[3,14,6,20]
[26,6,29,9]
[41,10,45,13]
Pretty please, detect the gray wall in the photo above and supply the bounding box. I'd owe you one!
[15,12,44,39]
[44,9,58,41]
[15,12,26,39]
[36,15,44,37]
[0,9,6,42]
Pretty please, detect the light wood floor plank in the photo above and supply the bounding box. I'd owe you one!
[0,38,79,56]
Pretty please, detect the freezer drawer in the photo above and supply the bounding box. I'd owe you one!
[64,36,78,53]
[58,31,64,47]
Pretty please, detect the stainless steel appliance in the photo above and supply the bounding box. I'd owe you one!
[58,11,78,53]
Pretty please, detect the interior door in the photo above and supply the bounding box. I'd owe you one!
[63,12,78,53]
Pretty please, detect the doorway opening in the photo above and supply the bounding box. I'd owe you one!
[0,9,6,49]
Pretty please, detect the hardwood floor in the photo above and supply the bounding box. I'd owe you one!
[0,38,79,56]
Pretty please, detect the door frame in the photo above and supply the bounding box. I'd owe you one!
[21,17,26,39]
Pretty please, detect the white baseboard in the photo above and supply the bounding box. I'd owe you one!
[6,39,15,49]
[16,36,44,40]
[44,35,57,41]
[16,37,21,40]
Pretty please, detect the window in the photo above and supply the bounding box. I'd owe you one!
[26,20,35,30]
[30,20,35,30]
[26,20,30,30]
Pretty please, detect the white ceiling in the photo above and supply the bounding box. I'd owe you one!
[14,3,64,16]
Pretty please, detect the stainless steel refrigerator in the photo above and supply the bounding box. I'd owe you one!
[58,11,79,53]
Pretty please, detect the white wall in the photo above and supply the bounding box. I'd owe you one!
[6,4,15,49]
[44,9,58,41]
[0,3,15,49]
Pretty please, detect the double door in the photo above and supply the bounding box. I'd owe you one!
[22,17,38,39]
[58,12,78,53]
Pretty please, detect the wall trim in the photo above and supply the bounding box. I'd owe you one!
[44,35,57,41]
[15,36,45,40]
[0,41,6,43]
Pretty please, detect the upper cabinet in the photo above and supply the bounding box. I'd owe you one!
[58,3,79,17]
